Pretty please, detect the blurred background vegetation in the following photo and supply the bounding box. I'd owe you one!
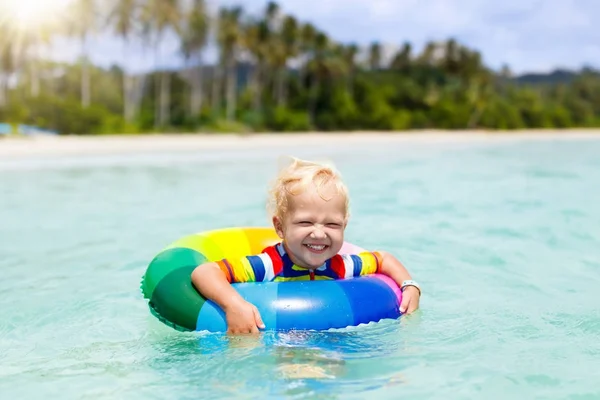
[1,0,599,135]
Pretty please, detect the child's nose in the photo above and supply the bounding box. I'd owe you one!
[311,228,327,239]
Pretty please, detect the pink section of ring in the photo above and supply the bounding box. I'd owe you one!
[338,241,403,307]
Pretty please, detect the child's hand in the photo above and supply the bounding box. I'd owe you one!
[399,286,420,314]
[224,299,266,334]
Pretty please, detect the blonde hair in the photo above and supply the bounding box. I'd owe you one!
[267,156,350,220]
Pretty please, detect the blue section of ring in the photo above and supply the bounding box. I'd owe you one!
[195,277,401,333]
[275,280,354,331]
[337,275,401,324]
[196,282,279,331]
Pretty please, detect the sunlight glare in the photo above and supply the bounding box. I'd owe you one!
[1,0,74,30]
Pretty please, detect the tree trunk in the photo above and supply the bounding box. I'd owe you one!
[30,58,39,97]
[132,75,146,120]
[308,74,318,127]
[0,75,6,107]
[81,58,90,107]
[276,67,286,107]
[252,61,262,113]
[211,65,221,119]
[346,69,354,98]
[153,36,162,129]
[160,72,170,127]
[226,53,237,121]
[121,40,133,122]
[123,72,131,122]
[81,36,90,108]
[154,72,161,129]
[190,59,203,117]
[272,66,278,102]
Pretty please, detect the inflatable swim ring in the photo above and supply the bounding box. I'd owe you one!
[141,227,403,332]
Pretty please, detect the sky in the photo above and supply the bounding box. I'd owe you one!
[48,0,599,75]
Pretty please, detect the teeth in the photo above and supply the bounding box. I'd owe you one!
[306,244,326,250]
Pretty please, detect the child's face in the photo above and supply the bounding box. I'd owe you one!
[273,182,347,270]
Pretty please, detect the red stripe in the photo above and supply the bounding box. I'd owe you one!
[263,245,284,276]
[330,255,345,279]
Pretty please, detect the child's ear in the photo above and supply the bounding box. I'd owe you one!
[273,216,284,238]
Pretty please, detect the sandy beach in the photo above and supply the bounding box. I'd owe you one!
[0,129,598,158]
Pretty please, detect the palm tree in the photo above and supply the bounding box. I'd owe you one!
[298,22,316,92]
[206,3,221,119]
[69,0,97,108]
[368,41,381,71]
[418,41,437,66]
[0,23,16,107]
[217,6,242,121]
[142,0,183,129]
[21,23,54,98]
[265,1,280,22]
[0,19,34,104]
[307,31,329,126]
[390,42,412,71]
[276,14,298,106]
[181,0,209,118]
[109,0,138,122]
[443,38,459,75]
[466,75,493,129]
[264,1,280,102]
[242,18,269,114]
[341,43,359,96]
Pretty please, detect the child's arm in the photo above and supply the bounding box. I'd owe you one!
[191,262,265,334]
[378,251,413,287]
[378,251,421,314]
[346,250,421,314]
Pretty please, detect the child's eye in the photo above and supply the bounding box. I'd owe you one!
[297,221,312,225]
[327,223,342,228]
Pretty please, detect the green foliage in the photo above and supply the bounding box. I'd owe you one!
[200,119,252,134]
[2,59,599,135]
[0,1,599,134]
[1,93,124,134]
[267,107,311,132]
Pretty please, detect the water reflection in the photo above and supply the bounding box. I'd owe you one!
[137,319,416,397]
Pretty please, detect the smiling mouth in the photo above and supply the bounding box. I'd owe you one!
[304,244,328,253]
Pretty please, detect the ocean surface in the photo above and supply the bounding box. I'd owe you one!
[1,135,599,399]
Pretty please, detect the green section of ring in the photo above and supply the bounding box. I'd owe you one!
[141,246,208,300]
[140,227,282,330]
[149,264,207,331]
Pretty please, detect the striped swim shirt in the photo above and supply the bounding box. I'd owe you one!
[216,242,383,283]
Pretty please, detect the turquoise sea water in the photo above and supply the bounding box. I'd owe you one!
[1,135,599,399]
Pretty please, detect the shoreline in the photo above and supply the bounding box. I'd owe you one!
[1,129,598,158]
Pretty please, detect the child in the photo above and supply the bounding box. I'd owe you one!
[191,157,421,334]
